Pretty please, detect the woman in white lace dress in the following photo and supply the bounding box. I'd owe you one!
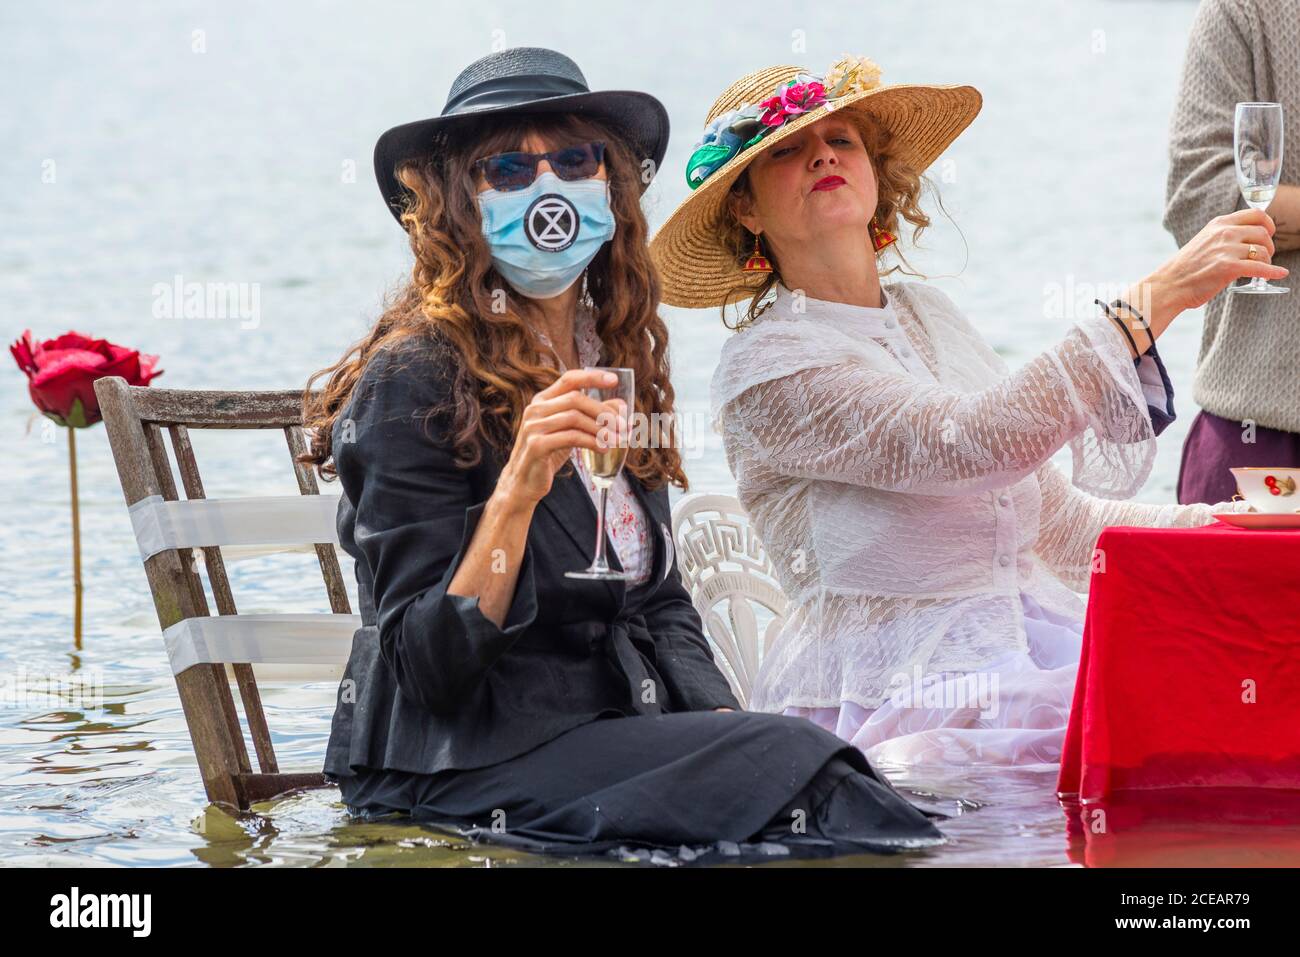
[650,55,1288,768]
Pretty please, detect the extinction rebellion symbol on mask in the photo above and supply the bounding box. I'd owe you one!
[524,193,579,252]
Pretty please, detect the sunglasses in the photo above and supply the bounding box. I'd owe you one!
[473,141,606,192]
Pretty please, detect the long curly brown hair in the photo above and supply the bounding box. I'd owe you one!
[299,112,687,491]
[714,110,950,330]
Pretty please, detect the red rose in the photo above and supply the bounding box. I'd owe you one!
[758,94,789,128]
[10,329,163,427]
[758,80,828,128]
[782,81,826,113]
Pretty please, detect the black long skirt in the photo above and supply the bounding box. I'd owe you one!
[335,709,948,863]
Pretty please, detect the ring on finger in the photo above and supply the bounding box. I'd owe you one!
[1247,243,1258,260]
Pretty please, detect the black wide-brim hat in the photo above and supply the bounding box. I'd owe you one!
[374,47,670,230]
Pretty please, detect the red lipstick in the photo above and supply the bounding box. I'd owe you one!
[812,175,845,191]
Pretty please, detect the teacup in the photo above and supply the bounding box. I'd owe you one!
[1229,467,1300,514]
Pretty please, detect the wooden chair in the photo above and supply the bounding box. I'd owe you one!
[670,493,789,709]
[94,375,356,811]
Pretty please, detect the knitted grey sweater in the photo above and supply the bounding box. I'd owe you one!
[1162,0,1300,434]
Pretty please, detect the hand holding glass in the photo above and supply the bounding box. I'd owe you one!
[566,366,636,580]
[1232,101,1289,294]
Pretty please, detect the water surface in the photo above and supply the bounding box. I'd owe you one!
[5,0,1284,866]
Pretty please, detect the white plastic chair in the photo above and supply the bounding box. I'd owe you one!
[670,492,789,709]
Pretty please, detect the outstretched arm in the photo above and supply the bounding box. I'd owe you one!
[719,308,1161,500]
[1032,457,1255,592]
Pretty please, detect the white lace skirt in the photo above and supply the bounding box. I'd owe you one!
[782,592,1084,769]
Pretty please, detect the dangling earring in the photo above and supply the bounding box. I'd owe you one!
[869,216,897,253]
[742,232,772,274]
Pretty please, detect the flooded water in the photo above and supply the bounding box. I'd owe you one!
[4,0,1291,866]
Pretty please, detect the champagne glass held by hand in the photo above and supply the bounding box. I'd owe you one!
[566,366,636,581]
[1233,101,1289,294]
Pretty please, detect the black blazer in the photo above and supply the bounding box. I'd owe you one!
[322,334,741,781]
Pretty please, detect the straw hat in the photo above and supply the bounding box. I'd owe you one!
[649,55,982,308]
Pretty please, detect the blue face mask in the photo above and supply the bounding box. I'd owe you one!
[475,170,616,299]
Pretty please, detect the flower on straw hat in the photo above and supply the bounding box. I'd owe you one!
[686,106,764,189]
[758,78,826,126]
[685,54,885,190]
[824,54,884,98]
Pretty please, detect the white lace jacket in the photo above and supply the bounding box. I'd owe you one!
[710,279,1254,713]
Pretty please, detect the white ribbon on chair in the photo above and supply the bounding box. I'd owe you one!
[127,494,358,680]
[128,493,342,563]
[163,613,361,680]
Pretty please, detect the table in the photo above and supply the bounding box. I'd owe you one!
[1058,520,1300,806]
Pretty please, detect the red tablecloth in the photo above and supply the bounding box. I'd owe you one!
[1058,520,1300,806]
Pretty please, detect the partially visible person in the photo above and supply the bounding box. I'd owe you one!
[1164,0,1300,505]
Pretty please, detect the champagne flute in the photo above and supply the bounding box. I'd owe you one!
[565,366,635,580]
[1232,101,1289,294]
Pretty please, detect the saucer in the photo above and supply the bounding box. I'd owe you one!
[1212,511,1300,530]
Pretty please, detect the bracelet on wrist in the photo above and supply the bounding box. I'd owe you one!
[1095,299,1142,358]
[1110,297,1152,352]
[1111,298,1150,331]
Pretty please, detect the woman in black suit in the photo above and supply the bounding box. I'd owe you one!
[300,47,944,861]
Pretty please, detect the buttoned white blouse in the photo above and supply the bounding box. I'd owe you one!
[711,279,1255,716]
